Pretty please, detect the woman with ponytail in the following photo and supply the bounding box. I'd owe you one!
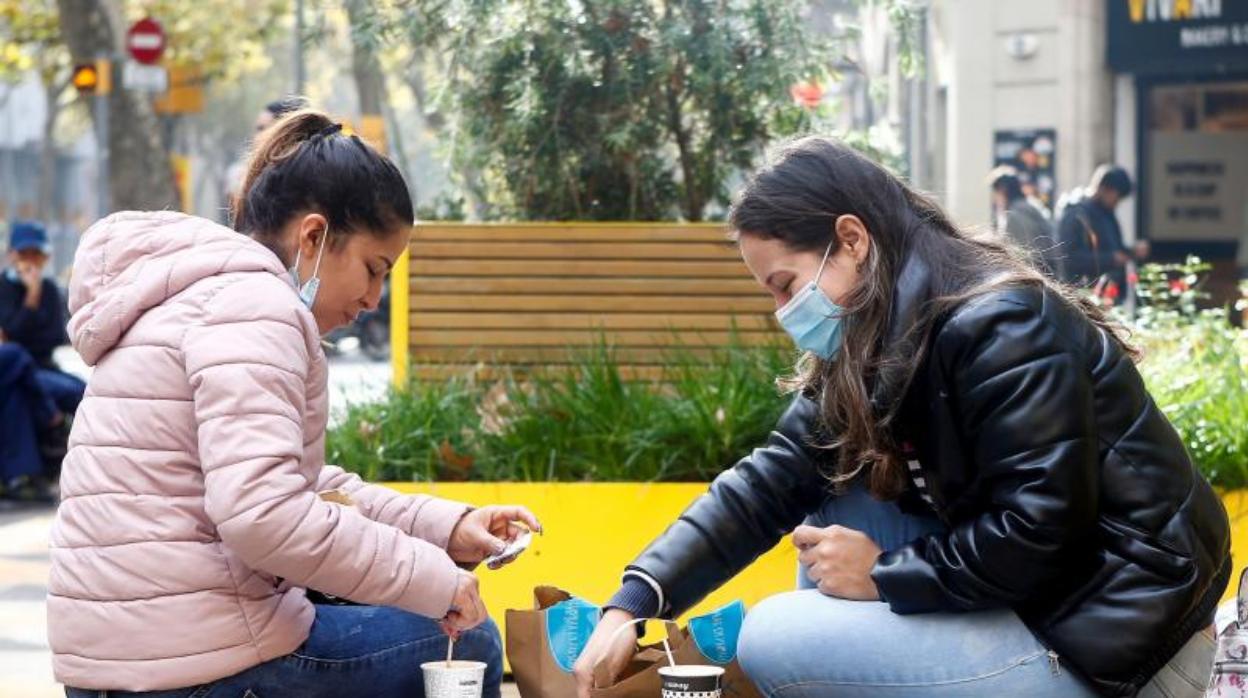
[50,109,531,697]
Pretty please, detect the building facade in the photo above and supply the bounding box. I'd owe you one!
[931,0,1248,299]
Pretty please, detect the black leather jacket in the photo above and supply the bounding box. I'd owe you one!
[626,255,1231,697]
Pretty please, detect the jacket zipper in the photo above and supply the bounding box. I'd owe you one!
[1048,650,1061,676]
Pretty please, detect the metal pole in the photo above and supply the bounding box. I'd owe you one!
[294,0,305,95]
[96,54,111,218]
[908,7,929,188]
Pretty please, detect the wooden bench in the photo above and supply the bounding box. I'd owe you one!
[391,223,785,382]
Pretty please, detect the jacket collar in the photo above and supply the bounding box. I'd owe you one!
[870,247,935,418]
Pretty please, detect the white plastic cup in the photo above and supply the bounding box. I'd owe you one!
[659,664,725,698]
[421,660,487,698]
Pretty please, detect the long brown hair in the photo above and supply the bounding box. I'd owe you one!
[729,136,1137,499]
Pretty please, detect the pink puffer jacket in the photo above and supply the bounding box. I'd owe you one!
[48,211,468,691]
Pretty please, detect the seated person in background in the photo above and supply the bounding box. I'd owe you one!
[0,221,82,498]
[1,220,85,414]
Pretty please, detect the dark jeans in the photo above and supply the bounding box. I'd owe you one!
[65,604,504,698]
[35,363,85,415]
[0,343,54,483]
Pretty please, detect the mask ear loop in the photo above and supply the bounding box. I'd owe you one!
[307,228,328,282]
[813,238,836,286]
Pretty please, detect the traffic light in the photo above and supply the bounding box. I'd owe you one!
[72,60,111,96]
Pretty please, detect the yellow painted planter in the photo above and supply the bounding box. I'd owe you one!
[387,482,796,648]
[387,482,1248,651]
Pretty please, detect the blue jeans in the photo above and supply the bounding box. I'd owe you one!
[0,343,54,483]
[35,365,85,415]
[737,485,1102,697]
[65,604,504,698]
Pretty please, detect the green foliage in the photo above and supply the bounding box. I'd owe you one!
[327,338,795,482]
[0,0,62,83]
[372,0,838,221]
[1130,258,1248,488]
[332,259,1248,488]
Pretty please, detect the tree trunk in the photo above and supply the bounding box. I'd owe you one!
[55,0,178,213]
[344,0,385,116]
[36,74,66,222]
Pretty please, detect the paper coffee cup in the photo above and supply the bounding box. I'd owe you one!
[659,665,725,698]
[421,660,487,698]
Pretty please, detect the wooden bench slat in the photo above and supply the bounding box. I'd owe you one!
[409,347,731,364]
[416,278,763,295]
[412,224,729,242]
[411,259,749,278]
[408,364,671,381]
[411,312,776,331]
[410,294,775,313]
[410,330,781,347]
[411,241,738,260]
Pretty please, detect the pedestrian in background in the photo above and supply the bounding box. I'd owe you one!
[989,166,1056,273]
[1054,165,1150,304]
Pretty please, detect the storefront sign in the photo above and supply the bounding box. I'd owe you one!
[1149,131,1248,242]
[1108,0,1248,75]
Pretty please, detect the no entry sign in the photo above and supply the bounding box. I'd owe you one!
[127,18,165,65]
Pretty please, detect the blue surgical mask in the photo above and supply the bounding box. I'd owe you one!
[775,241,845,360]
[289,230,328,310]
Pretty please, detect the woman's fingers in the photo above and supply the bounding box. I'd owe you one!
[494,505,542,534]
[791,524,825,549]
[574,610,636,696]
[797,545,819,567]
[448,571,488,631]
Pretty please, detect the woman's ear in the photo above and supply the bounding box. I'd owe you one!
[295,213,329,257]
[834,215,871,268]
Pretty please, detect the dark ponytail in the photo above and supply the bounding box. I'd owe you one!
[232,108,414,262]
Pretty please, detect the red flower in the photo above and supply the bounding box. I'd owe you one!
[1170,279,1189,294]
[789,81,824,109]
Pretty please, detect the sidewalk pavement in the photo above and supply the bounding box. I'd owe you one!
[0,504,59,698]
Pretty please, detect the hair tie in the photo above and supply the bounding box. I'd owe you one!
[315,123,344,139]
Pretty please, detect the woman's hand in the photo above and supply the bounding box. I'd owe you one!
[447,505,542,565]
[572,608,638,698]
[441,569,488,639]
[793,524,883,600]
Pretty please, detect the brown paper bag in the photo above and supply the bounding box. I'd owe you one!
[506,587,762,698]
[506,586,585,698]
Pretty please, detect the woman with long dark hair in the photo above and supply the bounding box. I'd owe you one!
[575,137,1230,697]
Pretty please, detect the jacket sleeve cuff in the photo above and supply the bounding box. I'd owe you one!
[393,544,463,619]
[870,545,948,615]
[412,497,474,550]
[605,576,662,619]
